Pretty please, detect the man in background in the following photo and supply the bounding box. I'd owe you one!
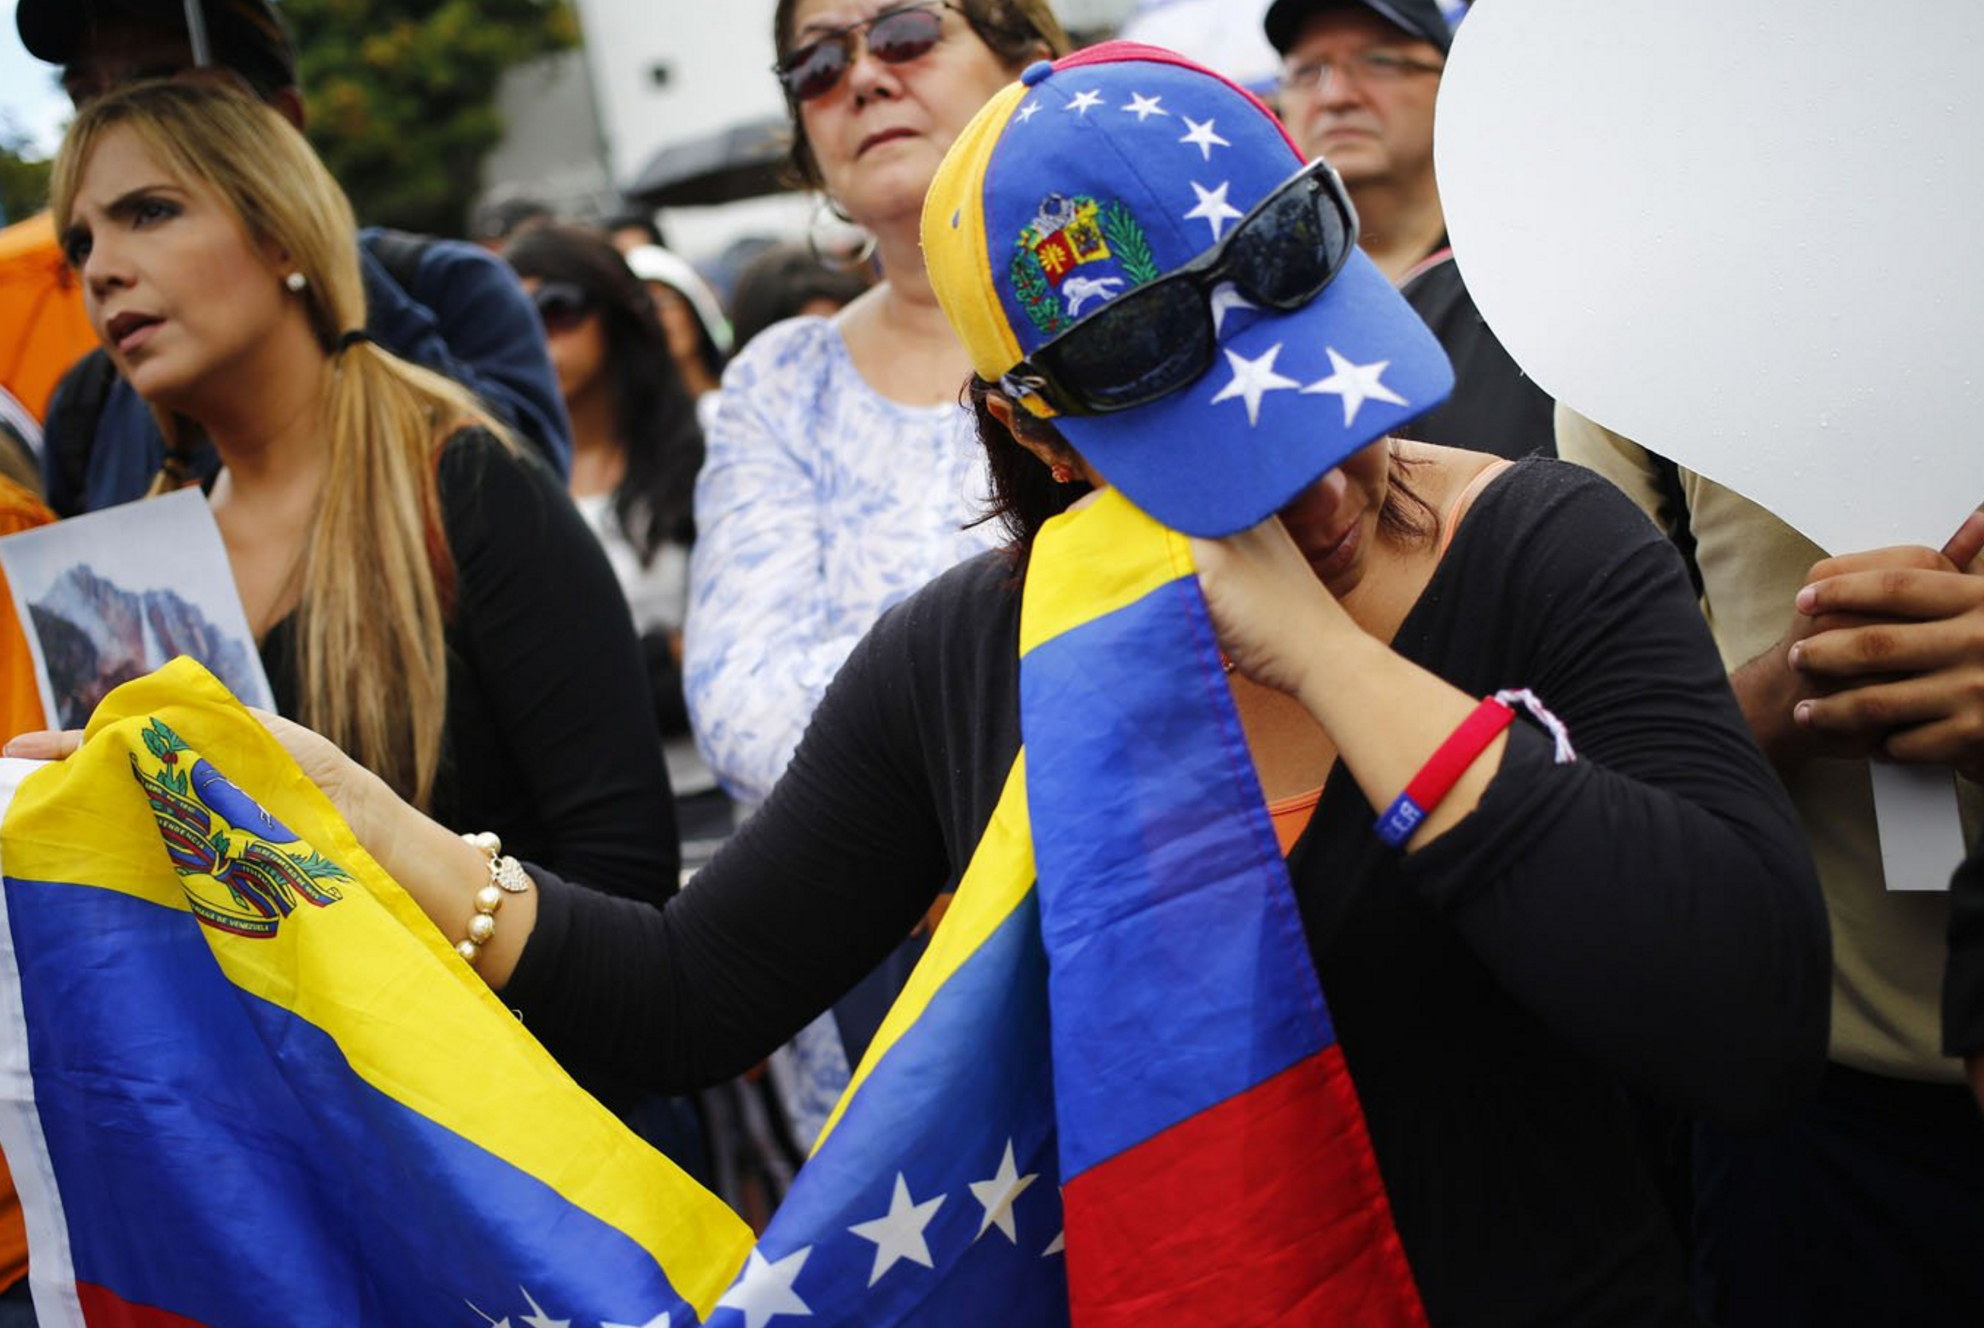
[1264,0,1552,458]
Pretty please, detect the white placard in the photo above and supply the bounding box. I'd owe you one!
[0,490,273,729]
[1435,0,1984,890]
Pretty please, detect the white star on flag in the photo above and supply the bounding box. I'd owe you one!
[1015,100,1040,124]
[1211,344,1300,425]
[467,1306,513,1328]
[1210,282,1257,336]
[848,1173,947,1286]
[716,1247,813,1328]
[1184,180,1244,242]
[1066,88,1103,115]
[1179,116,1231,160]
[1121,92,1168,121]
[1043,1231,1066,1257]
[1300,347,1409,426]
[516,1288,569,1328]
[602,1316,672,1328]
[969,1141,1039,1244]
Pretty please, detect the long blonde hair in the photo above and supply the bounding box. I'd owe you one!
[52,81,504,810]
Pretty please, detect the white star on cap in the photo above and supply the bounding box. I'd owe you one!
[1184,180,1244,243]
[1210,282,1257,336]
[1066,88,1103,115]
[1179,116,1231,160]
[1015,100,1041,124]
[602,1315,672,1328]
[1122,92,1168,121]
[1211,344,1300,426]
[969,1141,1039,1244]
[848,1174,947,1286]
[1300,347,1409,426]
[716,1247,813,1328]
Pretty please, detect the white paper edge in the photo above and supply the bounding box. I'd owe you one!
[1869,764,1965,893]
[0,757,85,1326]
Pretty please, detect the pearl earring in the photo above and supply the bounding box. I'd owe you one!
[284,271,308,293]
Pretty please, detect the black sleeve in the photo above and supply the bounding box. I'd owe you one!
[501,578,958,1090]
[437,431,678,904]
[1400,464,1831,1127]
[1945,843,1984,1057]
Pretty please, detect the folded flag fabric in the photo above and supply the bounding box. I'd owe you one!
[0,487,1421,1326]
[726,488,1423,1324]
[0,660,753,1327]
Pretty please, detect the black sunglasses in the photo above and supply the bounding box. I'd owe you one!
[1001,159,1361,417]
[774,3,959,103]
[531,282,594,335]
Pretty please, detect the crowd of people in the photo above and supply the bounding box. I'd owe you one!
[1,0,1981,1324]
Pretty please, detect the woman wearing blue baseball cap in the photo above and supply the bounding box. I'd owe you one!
[21,43,1832,1324]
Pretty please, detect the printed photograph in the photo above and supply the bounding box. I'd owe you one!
[0,490,273,728]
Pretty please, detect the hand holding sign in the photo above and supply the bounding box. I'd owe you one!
[1434,0,1984,888]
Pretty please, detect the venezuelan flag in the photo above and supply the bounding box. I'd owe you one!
[731,489,1423,1324]
[1022,492,1423,1324]
[0,660,752,1327]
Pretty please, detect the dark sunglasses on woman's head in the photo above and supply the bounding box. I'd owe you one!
[531,282,594,335]
[1000,159,1361,417]
[774,2,960,103]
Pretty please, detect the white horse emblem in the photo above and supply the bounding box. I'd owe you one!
[1061,275,1125,318]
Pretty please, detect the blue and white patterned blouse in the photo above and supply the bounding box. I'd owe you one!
[685,316,1002,806]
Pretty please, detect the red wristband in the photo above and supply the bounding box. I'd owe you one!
[1374,697,1516,847]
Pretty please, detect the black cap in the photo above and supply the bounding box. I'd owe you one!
[1263,0,1454,56]
[17,0,298,99]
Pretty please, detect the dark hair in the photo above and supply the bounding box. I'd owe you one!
[503,225,703,564]
[728,242,873,351]
[471,195,554,245]
[772,0,1073,193]
[603,210,665,248]
[965,375,1439,566]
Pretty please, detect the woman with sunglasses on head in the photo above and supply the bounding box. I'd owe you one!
[684,0,1069,1147]
[42,82,679,1016]
[35,49,1830,1322]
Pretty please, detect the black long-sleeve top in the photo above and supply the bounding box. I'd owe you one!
[506,458,1830,1325]
[1945,844,1984,1056]
[262,429,678,905]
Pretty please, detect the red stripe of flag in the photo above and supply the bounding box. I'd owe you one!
[77,1282,217,1328]
[1061,1047,1426,1326]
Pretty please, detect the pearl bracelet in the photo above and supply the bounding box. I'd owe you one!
[456,831,531,965]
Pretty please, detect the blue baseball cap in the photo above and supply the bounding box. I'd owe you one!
[924,42,1452,537]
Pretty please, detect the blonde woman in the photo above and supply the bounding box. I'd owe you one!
[49,82,677,925]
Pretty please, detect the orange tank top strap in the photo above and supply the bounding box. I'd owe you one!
[1436,458,1515,560]
[1267,786,1323,858]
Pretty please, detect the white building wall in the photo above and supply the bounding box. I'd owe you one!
[482,49,616,219]
[565,0,1148,264]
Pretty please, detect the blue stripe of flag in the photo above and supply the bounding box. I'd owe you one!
[1022,575,1332,1181]
[752,894,1068,1325]
[4,874,695,1328]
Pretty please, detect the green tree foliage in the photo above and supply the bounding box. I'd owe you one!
[288,0,578,236]
[0,126,54,225]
